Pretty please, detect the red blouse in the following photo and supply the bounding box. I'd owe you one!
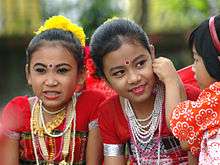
[98,84,200,164]
[0,90,105,164]
[170,82,220,156]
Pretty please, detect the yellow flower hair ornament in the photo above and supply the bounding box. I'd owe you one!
[35,15,86,47]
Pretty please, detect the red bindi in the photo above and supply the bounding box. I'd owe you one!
[48,64,53,68]
[125,60,130,65]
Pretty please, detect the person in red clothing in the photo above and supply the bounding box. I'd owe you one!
[0,15,105,165]
[89,18,200,164]
[170,15,220,164]
[170,14,220,164]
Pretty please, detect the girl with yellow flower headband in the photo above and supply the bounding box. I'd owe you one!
[0,15,105,165]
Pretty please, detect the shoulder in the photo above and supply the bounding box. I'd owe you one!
[99,95,121,114]
[1,96,31,133]
[77,89,106,103]
[3,96,29,111]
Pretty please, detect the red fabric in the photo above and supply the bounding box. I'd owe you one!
[170,82,220,156]
[177,65,200,89]
[1,90,105,163]
[99,84,200,144]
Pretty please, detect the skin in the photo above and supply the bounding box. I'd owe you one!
[102,41,185,164]
[192,45,216,89]
[180,44,218,165]
[3,44,102,165]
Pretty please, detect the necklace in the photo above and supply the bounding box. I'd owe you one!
[30,95,77,165]
[122,83,164,165]
[42,105,66,115]
[40,99,75,138]
[32,102,66,137]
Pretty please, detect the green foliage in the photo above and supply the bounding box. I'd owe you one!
[149,0,219,33]
[77,0,122,43]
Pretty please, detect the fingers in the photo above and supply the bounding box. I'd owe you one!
[152,57,177,83]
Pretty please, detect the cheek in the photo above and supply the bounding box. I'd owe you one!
[108,78,125,92]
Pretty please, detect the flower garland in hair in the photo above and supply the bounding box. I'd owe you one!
[35,15,86,47]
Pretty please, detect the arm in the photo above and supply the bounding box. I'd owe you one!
[104,156,126,165]
[153,57,186,128]
[1,138,19,165]
[86,127,103,165]
[188,151,198,165]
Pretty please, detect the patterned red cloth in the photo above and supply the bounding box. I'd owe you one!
[0,90,105,164]
[170,82,220,157]
[98,84,200,164]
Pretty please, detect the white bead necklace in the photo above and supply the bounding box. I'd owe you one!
[42,105,66,115]
[39,98,75,138]
[123,83,164,165]
[30,95,77,164]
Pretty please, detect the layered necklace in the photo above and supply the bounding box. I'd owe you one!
[30,95,77,165]
[123,83,164,165]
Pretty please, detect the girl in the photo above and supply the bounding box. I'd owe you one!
[0,15,105,165]
[170,15,220,164]
[89,18,200,164]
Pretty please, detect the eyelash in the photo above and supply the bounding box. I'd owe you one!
[57,68,69,74]
[35,68,46,73]
[34,68,69,74]
[136,60,146,68]
[112,70,125,77]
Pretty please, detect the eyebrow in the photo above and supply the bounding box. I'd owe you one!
[109,54,147,73]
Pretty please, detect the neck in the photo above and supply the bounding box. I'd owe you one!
[120,94,155,120]
[42,105,66,115]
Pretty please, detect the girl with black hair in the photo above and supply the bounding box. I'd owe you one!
[171,15,220,164]
[0,15,105,165]
[90,18,200,164]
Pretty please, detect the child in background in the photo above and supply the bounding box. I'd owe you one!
[170,15,220,164]
[0,15,105,165]
[90,18,200,164]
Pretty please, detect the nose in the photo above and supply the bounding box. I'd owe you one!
[127,70,141,84]
[45,75,58,86]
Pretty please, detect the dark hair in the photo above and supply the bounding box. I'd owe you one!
[26,29,84,73]
[188,15,220,81]
[90,18,151,77]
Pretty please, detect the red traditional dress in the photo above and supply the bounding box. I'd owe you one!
[99,84,200,164]
[170,82,220,164]
[0,90,105,165]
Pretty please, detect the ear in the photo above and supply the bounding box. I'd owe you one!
[218,56,220,62]
[25,64,32,85]
[75,70,86,92]
[149,44,155,60]
[77,69,86,85]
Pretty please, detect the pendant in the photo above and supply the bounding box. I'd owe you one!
[59,160,68,165]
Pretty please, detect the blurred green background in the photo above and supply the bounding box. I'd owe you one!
[0,0,219,108]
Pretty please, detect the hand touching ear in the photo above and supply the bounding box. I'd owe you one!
[152,57,178,85]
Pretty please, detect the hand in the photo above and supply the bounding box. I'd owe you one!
[152,57,178,85]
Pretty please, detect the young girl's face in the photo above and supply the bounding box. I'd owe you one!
[26,44,83,110]
[192,45,216,89]
[103,42,156,103]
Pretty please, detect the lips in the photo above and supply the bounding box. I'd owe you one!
[130,85,146,95]
[43,91,61,100]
